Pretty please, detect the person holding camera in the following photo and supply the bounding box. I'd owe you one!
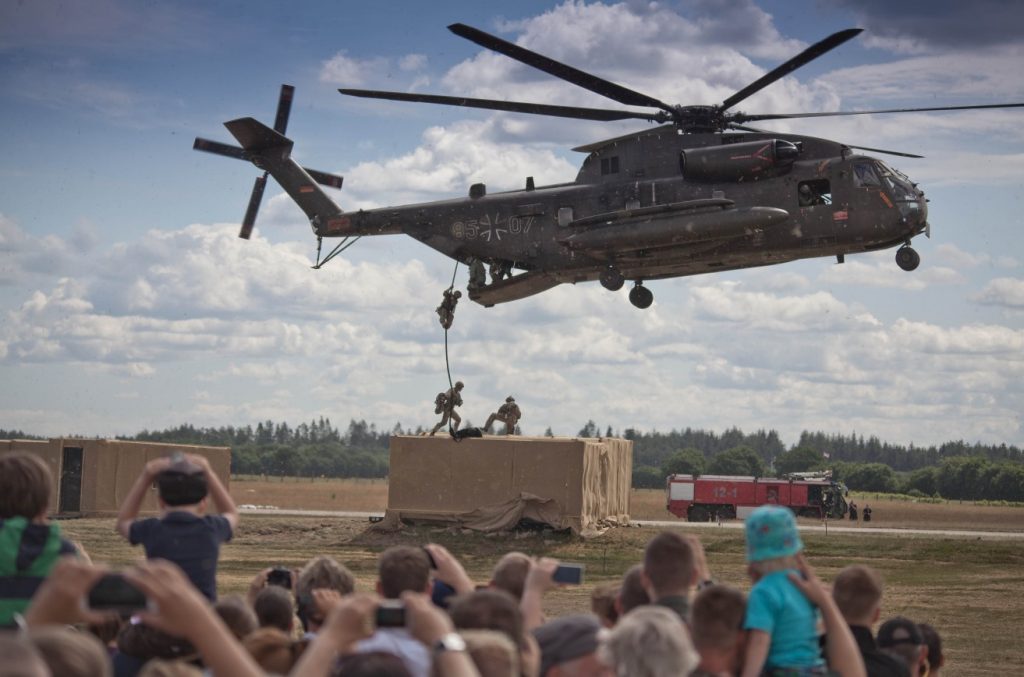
[116,452,239,601]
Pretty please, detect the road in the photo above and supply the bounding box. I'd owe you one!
[238,507,1024,540]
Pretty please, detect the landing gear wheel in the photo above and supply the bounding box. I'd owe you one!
[599,267,625,291]
[688,505,708,523]
[896,246,920,271]
[628,283,653,309]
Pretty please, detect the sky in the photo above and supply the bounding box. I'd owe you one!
[1,0,1023,447]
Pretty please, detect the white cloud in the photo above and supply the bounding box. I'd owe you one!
[320,51,431,87]
[690,281,878,331]
[975,277,1024,309]
[818,255,965,291]
[340,120,578,208]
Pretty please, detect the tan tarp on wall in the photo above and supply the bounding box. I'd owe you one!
[383,435,632,536]
[1,439,230,516]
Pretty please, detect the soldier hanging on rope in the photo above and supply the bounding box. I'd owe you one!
[436,288,461,330]
[484,396,522,435]
[430,381,465,436]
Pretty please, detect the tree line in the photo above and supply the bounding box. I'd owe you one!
[5,420,1022,502]
[579,421,1024,502]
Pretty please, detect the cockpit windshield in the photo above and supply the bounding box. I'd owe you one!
[872,160,917,201]
[854,161,881,187]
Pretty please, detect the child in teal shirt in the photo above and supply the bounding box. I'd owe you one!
[741,505,827,677]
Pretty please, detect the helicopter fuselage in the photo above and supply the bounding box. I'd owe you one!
[316,129,928,305]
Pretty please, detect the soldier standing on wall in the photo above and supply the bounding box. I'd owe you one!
[484,396,522,435]
[430,381,464,436]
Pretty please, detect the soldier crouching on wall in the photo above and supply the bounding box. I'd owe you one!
[484,396,521,435]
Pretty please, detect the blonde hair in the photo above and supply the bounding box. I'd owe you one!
[598,606,698,677]
[460,629,520,677]
[29,627,111,677]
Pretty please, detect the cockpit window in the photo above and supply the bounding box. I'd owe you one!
[798,179,831,207]
[854,161,881,187]
[874,161,917,201]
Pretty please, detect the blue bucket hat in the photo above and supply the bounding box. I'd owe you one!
[745,505,803,562]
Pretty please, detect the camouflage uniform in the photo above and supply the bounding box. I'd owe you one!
[430,382,464,435]
[485,396,521,435]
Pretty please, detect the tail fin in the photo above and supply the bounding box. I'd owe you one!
[223,117,346,234]
[192,84,346,238]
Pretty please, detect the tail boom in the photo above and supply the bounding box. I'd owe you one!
[223,117,347,235]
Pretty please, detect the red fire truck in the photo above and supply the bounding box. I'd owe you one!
[666,472,848,522]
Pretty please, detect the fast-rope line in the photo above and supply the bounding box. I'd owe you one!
[443,261,459,439]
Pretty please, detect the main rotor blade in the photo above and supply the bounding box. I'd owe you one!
[448,23,672,111]
[273,84,295,135]
[340,88,664,123]
[734,101,1024,122]
[844,144,923,159]
[720,28,862,112]
[240,174,267,240]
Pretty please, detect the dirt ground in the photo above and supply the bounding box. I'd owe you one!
[232,477,1024,532]
[53,477,1022,675]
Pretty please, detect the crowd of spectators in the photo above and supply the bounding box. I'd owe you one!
[0,450,946,676]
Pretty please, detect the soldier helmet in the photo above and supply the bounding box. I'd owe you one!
[454,290,462,298]
[455,381,464,389]
[506,396,515,402]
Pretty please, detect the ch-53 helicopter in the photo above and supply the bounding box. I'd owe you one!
[194,23,1023,309]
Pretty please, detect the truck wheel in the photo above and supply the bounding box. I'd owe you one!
[688,505,708,522]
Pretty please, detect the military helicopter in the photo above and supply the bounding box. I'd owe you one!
[194,24,1023,309]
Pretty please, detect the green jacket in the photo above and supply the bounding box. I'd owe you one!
[0,516,74,626]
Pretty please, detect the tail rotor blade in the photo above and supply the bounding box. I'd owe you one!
[240,174,268,239]
[193,137,247,160]
[274,84,295,135]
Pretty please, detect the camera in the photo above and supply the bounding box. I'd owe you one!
[267,567,292,589]
[87,574,148,614]
[375,600,406,627]
[552,563,585,585]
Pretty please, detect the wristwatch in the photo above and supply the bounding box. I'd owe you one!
[433,632,467,654]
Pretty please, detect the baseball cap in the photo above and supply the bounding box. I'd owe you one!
[877,616,924,648]
[745,505,804,562]
[533,614,601,675]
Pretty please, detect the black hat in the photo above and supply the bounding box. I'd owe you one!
[156,455,208,506]
[877,616,924,648]
[533,614,600,675]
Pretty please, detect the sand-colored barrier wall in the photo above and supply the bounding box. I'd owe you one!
[1,439,230,516]
[385,435,631,535]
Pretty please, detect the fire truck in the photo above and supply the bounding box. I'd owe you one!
[666,472,848,522]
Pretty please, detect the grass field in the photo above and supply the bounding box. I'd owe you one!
[54,477,1024,675]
